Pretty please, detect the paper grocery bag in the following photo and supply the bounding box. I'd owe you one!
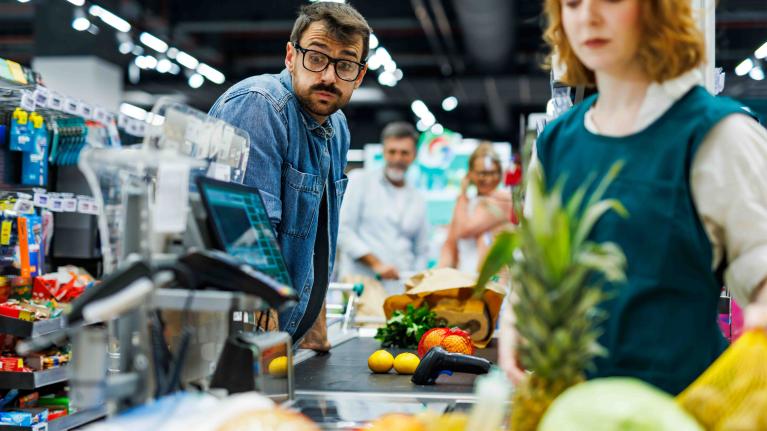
[382,268,506,348]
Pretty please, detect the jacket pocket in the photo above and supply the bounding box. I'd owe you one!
[334,175,349,209]
[280,164,321,238]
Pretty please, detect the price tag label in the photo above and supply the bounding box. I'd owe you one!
[20,90,35,112]
[13,199,35,214]
[48,92,64,110]
[63,198,77,212]
[33,192,48,208]
[48,196,64,212]
[33,87,50,107]
[64,99,79,115]
[77,196,91,214]
[78,102,93,120]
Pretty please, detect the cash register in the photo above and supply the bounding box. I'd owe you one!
[56,177,302,415]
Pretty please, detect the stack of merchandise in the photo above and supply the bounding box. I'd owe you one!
[0,388,74,428]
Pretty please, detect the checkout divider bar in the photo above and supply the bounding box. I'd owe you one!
[293,389,478,403]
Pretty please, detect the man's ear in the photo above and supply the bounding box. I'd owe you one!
[285,41,295,71]
[353,64,368,89]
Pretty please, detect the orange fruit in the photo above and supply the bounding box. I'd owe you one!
[440,334,475,355]
[418,328,449,357]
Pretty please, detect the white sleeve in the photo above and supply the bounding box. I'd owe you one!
[691,113,767,305]
[413,195,431,271]
[337,170,373,260]
[523,143,541,219]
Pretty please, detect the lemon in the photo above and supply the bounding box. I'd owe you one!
[268,356,288,377]
[368,350,394,373]
[394,352,420,375]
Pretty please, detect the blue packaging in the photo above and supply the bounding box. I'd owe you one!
[22,214,43,277]
[9,109,34,153]
[0,408,49,426]
[21,119,49,186]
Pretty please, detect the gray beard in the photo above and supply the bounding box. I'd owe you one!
[385,167,407,183]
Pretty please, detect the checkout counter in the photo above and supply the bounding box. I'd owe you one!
[45,101,504,430]
[292,332,498,428]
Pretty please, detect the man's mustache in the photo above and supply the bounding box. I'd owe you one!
[311,84,341,96]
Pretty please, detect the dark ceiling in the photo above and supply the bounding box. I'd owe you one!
[1,0,767,146]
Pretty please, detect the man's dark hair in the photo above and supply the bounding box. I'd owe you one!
[381,121,419,146]
[290,2,372,62]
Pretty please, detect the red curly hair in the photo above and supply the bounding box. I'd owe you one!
[543,0,706,86]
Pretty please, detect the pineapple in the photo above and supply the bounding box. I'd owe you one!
[476,162,628,431]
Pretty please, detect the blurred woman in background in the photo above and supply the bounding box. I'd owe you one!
[439,143,513,274]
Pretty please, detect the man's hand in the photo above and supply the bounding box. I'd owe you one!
[373,263,400,280]
[359,254,400,280]
[745,278,767,329]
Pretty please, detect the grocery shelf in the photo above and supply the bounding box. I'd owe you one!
[0,316,65,339]
[0,367,68,390]
[49,406,107,431]
[0,405,106,431]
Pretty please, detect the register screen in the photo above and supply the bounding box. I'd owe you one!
[198,180,293,288]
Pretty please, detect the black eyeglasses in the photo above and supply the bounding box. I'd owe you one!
[293,42,365,82]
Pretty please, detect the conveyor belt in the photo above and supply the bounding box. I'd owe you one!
[295,336,498,396]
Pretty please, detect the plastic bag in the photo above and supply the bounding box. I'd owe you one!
[677,330,767,430]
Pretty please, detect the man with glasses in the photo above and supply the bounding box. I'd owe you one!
[209,3,371,349]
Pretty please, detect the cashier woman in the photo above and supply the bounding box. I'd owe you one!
[209,3,371,346]
[500,0,767,395]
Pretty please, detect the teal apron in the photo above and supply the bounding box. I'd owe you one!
[536,85,750,395]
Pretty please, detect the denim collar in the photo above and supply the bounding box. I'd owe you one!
[279,69,335,140]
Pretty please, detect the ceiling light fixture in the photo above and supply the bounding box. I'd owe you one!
[442,96,458,111]
[188,73,204,89]
[156,59,173,74]
[71,9,90,32]
[735,58,755,77]
[89,5,131,32]
[176,51,200,70]
[140,32,169,53]
[749,65,765,81]
[197,63,225,84]
[756,41,767,60]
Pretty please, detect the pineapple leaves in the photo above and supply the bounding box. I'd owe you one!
[573,199,628,248]
[577,242,628,283]
[475,161,629,381]
[476,230,519,290]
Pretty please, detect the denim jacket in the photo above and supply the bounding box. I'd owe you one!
[209,69,350,339]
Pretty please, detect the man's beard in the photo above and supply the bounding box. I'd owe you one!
[385,166,407,183]
[296,83,348,118]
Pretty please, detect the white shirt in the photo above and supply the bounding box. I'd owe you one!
[455,196,497,275]
[337,167,430,280]
[530,69,767,306]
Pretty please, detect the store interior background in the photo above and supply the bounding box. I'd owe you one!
[4,0,765,151]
